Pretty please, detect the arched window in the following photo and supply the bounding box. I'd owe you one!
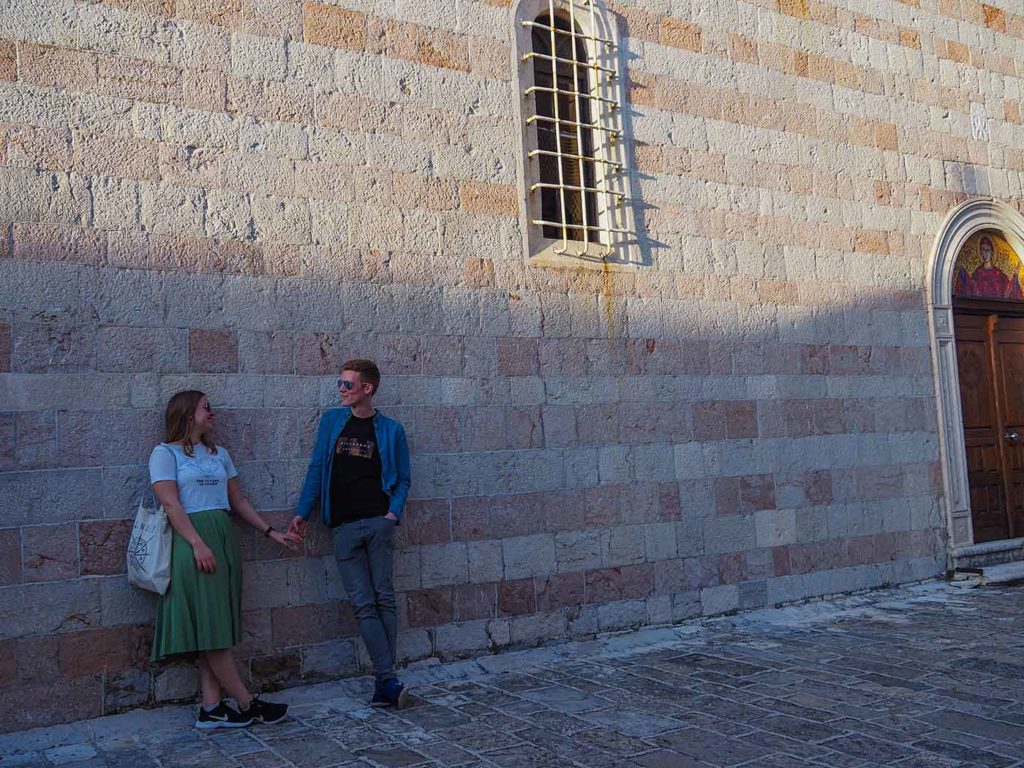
[515,0,634,265]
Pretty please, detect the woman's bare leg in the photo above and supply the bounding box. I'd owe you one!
[202,648,251,709]
[197,654,221,709]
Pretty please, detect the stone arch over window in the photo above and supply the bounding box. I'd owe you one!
[512,0,636,267]
[928,198,1024,555]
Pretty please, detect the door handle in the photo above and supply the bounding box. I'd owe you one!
[1007,432,1021,444]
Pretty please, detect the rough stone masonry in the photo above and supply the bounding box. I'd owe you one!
[3,0,1012,732]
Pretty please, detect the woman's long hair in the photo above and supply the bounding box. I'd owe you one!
[163,390,217,457]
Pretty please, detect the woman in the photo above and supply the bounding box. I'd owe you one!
[149,390,300,729]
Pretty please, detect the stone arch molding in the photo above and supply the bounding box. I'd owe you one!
[929,198,1024,550]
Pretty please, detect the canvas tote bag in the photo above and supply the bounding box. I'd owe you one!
[127,447,174,594]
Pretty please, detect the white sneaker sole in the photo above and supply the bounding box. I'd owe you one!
[395,686,410,710]
[194,718,253,730]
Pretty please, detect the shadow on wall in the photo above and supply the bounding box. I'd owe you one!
[0,253,946,730]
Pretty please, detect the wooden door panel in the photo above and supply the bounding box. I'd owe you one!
[957,339,995,429]
[955,311,1011,542]
[993,316,1024,537]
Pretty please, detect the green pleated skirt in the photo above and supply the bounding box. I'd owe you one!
[151,509,242,661]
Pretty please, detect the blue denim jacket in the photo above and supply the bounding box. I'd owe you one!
[295,407,411,524]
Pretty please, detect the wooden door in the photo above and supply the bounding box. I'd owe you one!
[955,310,1024,541]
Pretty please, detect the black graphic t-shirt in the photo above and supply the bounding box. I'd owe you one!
[329,413,389,526]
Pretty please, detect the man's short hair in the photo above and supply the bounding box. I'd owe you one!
[342,358,381,394]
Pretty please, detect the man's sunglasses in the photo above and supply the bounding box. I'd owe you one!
[337,379,361,391]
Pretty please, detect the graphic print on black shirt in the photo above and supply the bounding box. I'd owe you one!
[329,413,390,527]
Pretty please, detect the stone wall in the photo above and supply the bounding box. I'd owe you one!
[3,0,1017,731]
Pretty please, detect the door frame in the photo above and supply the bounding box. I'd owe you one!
[928,198,1024,552]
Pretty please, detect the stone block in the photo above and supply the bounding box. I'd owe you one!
[435,619,490,658]
[0,580,100,640]
[78,518,131,577]
[58,626,150,677]
[554,530,601,573]
[509,610,565,646]
[97,327,186,373]
[502,534,555,580]
[703,514,756,555]
[535,572,584,611]
[467,540,503,583]
[597,599,647,632]
[103,670,151,712]
[303,2,366,50]
[300,639,359,679]
[453,582,496,621]
[189,329,239,373]
[11,323,97,373]
[645,522,678,561]
[701,584,740,616]
[420,542,469,588]
[19,42,97,91]
[250,651,302,688]
[601,525,647,567]
[140,183,205,236]
[251,194,311,244]
[496,337,538,376]
[406,587,453,628]
[397,628,433,663]
[232,31,287,80]
[497,578,534,616]
[0,323,10,372]
[21,524,78,582]
[153,666,199,702]
[271,603,342,649]
[0,528,21,586]
[99,575,157,627]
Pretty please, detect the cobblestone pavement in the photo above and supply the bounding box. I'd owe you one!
[10,581,1024,767]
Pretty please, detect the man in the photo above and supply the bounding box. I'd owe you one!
[289,359,412,708]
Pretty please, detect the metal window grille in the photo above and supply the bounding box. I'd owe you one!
[522,0,629,259]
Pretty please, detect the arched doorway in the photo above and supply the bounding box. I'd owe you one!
[929,199,1024,563]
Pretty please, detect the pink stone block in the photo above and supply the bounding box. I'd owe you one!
[22,524,78,582]
[188,329,238,373]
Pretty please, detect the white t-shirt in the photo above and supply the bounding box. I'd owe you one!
[148,442,238,514]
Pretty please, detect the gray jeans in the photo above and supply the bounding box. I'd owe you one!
[332,516,397,683]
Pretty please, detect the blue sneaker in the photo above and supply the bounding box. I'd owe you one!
[371,678,410,709]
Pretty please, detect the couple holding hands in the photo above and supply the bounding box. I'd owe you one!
[148,359,411,729]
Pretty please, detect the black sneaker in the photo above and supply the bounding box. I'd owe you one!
[244,694,288,724]
[194,701,254,730]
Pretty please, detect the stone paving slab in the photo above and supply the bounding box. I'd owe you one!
[10,582,1024,766]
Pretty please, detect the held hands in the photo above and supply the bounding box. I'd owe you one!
[287,515,307,541]
[270,528,302,550]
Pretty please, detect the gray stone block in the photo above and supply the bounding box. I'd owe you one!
[502,534,555,580]
[420,542,469,588]
[99,575,157,627]
[601,525,646,567]
[597,599,647,632]
[700,584,739,616]
[153,666,199,703]
[702,514,755,555]
[435,619,490,658]
[509,610,565,646]
[671,590,702,621]
[300,639,359,679]
[0,580,101,640]
[645,522,678,561]
[467,540,503,584]
[555,530,601,573]
[1,468,104,526]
